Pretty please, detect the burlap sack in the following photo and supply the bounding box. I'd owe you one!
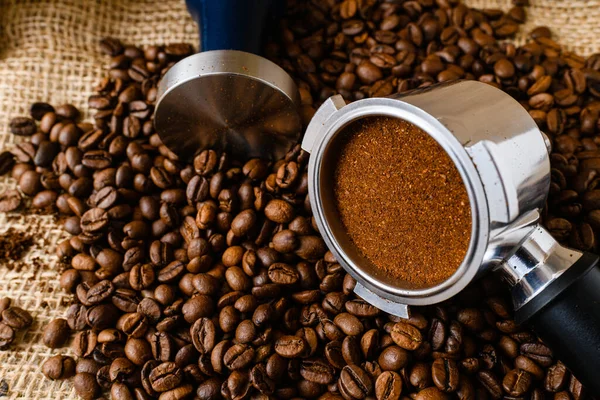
[0,0,597,398]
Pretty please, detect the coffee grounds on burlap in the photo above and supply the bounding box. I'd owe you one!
[0,229,34,264]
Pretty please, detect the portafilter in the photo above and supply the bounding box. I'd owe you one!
[302,80,600,392]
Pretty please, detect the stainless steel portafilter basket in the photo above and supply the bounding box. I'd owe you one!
[302,80,600,392]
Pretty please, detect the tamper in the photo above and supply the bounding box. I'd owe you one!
[154,0,301,161]
[302,80,600,393]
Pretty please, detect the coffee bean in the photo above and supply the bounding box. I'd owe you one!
[477,371,503,399]
[515,355,545,380]
[375,371,402,400]
[42,318,70,348]
[66,304,88,331]
[72,330,98,357]
[18,170,42,196]
[300,358,335,385]
[83,150,112,169]
[0,151,15,175]
[2,307,33,329]
[99,37,123,56]
[414,387,449,400]
[194,150,218,176]
[0,190,22,212]
[10,117,37,136]
[80,207,109,233]
[0,322,15,349]
[224,343,255,370]
[503,369,532,396]
[30,102,55,120]
[545,362,568,392]
[74,372,100,400]
[86,303,119,330]
[275,335,307,358]
[86,280,115,304]
[339,364,373,399]
[149,362,183,392]
[250,363,275,394]
[190,317,216,354]
[42,355,76,380]
[265,199,295,223]
[378,345,409,371]
[432,358,459,392]
[390,322,422,350]
[520,342,553,366]
[334,313,364,336]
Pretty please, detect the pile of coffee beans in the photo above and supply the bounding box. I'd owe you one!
[0,298,33,349]
[0,0,599,398]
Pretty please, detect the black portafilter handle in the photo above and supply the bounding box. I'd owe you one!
[515,252,600,395]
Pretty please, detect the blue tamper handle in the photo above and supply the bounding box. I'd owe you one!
[186,0,279,54]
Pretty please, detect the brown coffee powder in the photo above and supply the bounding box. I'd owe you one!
[334,116,471,287]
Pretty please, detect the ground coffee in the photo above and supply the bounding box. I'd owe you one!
[0,228,34,263]
[334,117,471,287]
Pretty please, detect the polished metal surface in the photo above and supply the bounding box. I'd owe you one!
[303,91,489,307]
[155,50,301,161]
[501,225,583,310]
[302,80,577,316]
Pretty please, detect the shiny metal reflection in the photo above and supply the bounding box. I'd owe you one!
[155,50,301,161]
[302,80,574,317]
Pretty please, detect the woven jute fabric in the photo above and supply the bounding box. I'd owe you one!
[0,0,598,398]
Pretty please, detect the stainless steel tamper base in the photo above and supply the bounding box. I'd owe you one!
[155,50,302,161]
[301,80,580,319]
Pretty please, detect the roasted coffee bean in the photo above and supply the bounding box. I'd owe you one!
[275,335,307,358]
[390,322,422,350]
[375,371,403,400]
[42,355,76,380]
[86,280,115,304]
[432,358,459,392]
[30,102,54,120]
[149,362,183,392]
[520,342,553,366]
[9,117,37,136]
[0,151,15,175]
[18,170,42,196]
[477,371,503,399]
[414,387,449,400]
[0,322,15,348]
[80,207,109,233]
[2,307,33,329]
[545,362,568,392]
[42,318,70,348]
[66,304,88,331]
[0,189,22,212]
[378,345,409,371]
[190,317,216,354]
[339,364,373,399]
[503,369,532,396]
[73,372,100,400]
[0,298,10,316]
[334,313,364,336]
[300,358,335,384]
[72,330,98,357]
[224,343,255,370]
